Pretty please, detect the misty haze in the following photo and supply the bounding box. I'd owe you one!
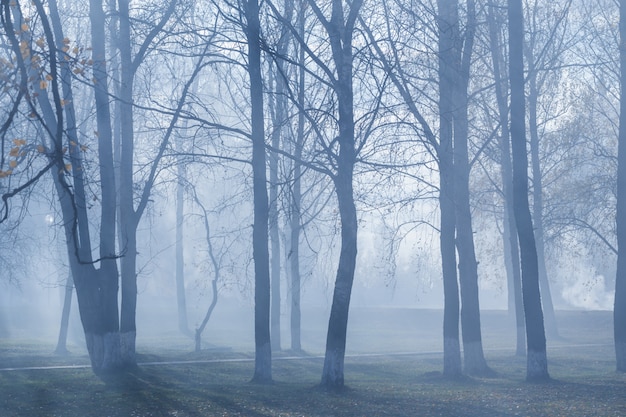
[0,0,625,416]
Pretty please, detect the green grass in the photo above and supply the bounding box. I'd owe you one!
[1,309,624,416]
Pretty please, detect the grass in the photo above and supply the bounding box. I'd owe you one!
[1,309,625,416]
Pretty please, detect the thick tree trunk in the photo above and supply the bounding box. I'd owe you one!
[508,0,549,381]
[247,0,272,384]
[319,0,362,389]
[117,0,137,368]
[437,0,461,378]
[615,0,626,373]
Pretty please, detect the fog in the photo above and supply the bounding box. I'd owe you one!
[0,198,614,354]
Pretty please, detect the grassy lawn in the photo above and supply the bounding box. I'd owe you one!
[1,309,624,416]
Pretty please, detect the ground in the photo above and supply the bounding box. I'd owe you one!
[0,309,624,416]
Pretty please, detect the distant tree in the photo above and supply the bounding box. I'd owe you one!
[508,0,549,381]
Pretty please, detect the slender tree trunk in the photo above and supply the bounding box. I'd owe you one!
[527,75,558,338]
[451,0,490,376]
[194,197,220,352]
[55,272,73,355]
[269,76,282,353]
[247,0,272,384]
[508,0,549,381]
[614,0,626,372]
[437,0,461,378]
[175,163,190,336]
[487,2,525,356]
[290,2,305,352]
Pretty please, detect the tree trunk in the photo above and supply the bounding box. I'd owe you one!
[451,0,490,376]
[247,0,273,384]
[175,163,190,336]
[55,272,73,355]
[319,0,362,389]
[508,0,549,381]
[117,0,137,368]
[437,0,461,378]
[615,0,626,372]
[487,1,525,357]
[527,74,558,338]
[321,173,357,388]
[290,3,305,352]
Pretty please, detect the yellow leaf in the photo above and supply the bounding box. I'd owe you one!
[39,80,47,90]
[9,147,19,157]
[9,160,17,168]
[45,74,53,81]
[62,45,69,53]
[65,163,72,171]
[72,46,79,55]
[62,37,70,44]
[12,138,25,146]
[37,145,45,153]
[21,23,28,32]
[36,37,45,48]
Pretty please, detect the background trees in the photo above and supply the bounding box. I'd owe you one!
[2,0,626,383]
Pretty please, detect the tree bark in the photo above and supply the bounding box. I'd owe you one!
[508,0,549,381]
